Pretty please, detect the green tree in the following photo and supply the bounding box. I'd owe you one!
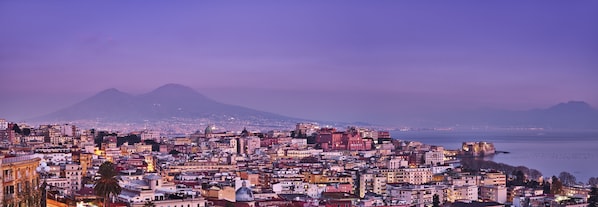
[432,194,440,207]
[588,187,598,207]
[94,162,122,207]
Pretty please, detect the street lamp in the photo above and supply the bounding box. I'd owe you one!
[36,161,51,207]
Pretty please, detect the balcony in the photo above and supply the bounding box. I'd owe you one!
[3,194,15,200]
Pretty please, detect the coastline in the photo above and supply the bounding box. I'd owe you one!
[391,129,598,182]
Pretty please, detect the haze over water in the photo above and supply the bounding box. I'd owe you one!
[391,130,598,182]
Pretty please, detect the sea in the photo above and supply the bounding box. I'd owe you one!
[390,130,598,183]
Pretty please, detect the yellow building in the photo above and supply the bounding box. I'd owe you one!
[1,155,42,207]
[78,153,93,177]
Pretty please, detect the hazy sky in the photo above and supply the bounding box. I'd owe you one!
[1,1,597,123]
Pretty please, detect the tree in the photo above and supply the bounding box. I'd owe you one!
[525,180,540,188]
[117,134,141,146]
[588,177,598,187]
[143,201,156,207]
[528,169,543,180]
[542,181,551,195]
[588,187,598,207]
[11,124,22,134]
[143,140,160,151]
[550,176,563,195]
[513,170,526,186]
[558,171,576,186]
[94,162,122,207]
[432,194,440,207]
[94,131,116,148]
[22,128,31,136]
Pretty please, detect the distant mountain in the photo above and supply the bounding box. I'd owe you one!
[525,101,598,129]
[31,85,598,130]
[35,84,299,123]
[438,101,598,129]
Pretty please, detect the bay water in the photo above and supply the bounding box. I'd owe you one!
[391,130,598,183]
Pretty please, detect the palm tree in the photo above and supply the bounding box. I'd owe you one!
[94,161,122,207]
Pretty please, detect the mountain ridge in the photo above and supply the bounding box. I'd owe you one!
[34,84,298,123]
[30,84,598,130]
[432,101,598,129]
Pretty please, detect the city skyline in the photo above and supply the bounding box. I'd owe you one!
[1,2,598,207]
[1,1,598,123]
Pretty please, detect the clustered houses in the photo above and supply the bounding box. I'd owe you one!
[0,119,593,207]
[316,128,373,151]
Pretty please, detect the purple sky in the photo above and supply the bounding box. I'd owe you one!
[1,1,597,123]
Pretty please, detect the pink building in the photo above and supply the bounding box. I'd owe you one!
[260,137,278,147]
[316,128,372,151]
[325,183,353,193]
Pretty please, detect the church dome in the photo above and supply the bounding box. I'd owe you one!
[235,181,254,202]
[204,125,213,135]
[241,127,250,137]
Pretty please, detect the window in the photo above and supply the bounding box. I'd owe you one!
[5,185,15,194]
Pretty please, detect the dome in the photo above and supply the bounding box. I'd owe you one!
[204,125,213,135]
[235,181,254,202]
[241,127,250,137]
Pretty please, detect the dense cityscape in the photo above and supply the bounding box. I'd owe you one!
[0,119,596,207]
[2,1,598,207]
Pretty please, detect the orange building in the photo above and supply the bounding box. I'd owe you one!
[1,155,42,207]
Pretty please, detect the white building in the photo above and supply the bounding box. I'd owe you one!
[0,119,8,130]
[424,150,445,166]
[59,124,76,137]
[480,185,507,203]
[386,184,447,207]
[432,165,453,174]
[272,181,326,198]
[382,167,433,184]
[387,157,408,169]
[118,174,206,207]
[141,130,161,142]
[450,185,478,202]
[64,163,83,192]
